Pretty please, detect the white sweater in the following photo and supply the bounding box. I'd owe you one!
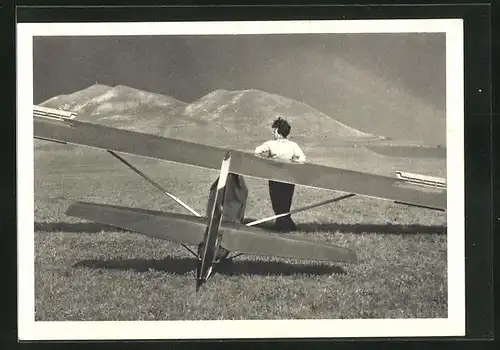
[254,139,306,163]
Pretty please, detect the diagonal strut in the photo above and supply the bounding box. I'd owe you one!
[246,193,356,227]
[107,150,202,217]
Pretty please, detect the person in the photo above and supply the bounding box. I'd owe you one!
[254,117,306,232]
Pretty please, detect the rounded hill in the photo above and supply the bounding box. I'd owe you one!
[40,84,188,134]
[38,85,382,149]
[177,89,380,148]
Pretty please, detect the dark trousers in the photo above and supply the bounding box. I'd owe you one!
[268,180,296,231]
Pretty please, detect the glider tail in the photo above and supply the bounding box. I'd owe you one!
[220,226,357,264]
[66,201,207,246]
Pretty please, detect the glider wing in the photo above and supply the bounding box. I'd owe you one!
[35,114,446,210]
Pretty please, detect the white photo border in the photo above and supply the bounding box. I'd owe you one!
[17,19,465,340]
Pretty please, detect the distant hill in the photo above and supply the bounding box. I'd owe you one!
[38,84,382,152]
[174,89,380,149]
[41,83,111,110]
[41,84,187,135]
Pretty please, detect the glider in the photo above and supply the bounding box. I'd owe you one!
[33,105,447,289]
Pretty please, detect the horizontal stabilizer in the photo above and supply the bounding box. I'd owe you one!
[66,202,207,246]
[66,201,356,264]
[220,226,357,264]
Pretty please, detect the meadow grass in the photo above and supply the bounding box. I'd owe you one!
[33,147,447,321]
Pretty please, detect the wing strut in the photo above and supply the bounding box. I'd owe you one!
[107,150,203,259]
[107,150,202,217]
[246,193,356,227]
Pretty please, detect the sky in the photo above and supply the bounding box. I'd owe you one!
[33,33,446,143]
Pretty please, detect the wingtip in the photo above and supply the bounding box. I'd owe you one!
[223,151,231,161]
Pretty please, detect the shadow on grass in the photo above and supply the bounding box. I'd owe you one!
[247,220,446,235]
[297,222,446,235]
[35,221,446,235]
[74,256,346,277]
[35,222,129,233]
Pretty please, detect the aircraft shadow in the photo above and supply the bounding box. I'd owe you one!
[35,222,129,233]
[296,222,446,235]
[247,220,446,235]
[35,221,446,235]
[74,256,346,277]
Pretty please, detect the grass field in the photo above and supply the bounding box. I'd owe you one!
[33,146,447,321]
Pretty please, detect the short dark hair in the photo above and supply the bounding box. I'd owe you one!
[272,117,291,138]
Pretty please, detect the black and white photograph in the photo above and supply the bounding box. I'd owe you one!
[17,19,464,340]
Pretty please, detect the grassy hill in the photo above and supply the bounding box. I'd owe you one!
[37,84,380,152]
[174,88,380,149]
[41,84,187,134]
